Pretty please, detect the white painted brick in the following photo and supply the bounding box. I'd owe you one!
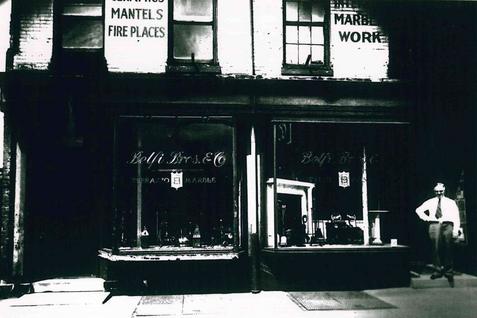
[218,0,253,74]
[13,1,53,71]
[252,0,389,80]
[330,2,389,79]
[11,0,390,80]
[253,0,283,77]
[0,0,12,72]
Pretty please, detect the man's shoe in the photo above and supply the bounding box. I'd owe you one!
[430,272,443,279]
[444,272,455,287]
[446,275,454,287]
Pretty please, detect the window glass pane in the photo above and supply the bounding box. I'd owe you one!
[173,24,213,60]
[312,1,325,22]
[286,1,298,22]
[273,123,410,247]
[286,44,298,64]
[63,0,101,4]
[311,26,324,44]
[117,119,235,248]
[311,45,324,63]
[63,4,102,16]
[299,26,311,44]
[62,18,103,49]
[174,0,213,22]
[286,26,298,44]
[299,1,311,22]
[298,44,311,64]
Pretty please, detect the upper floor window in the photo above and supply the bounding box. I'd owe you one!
[282,0,332,76]
[61,0,103,50]
[54,0,105,73]
[167,0,220,73]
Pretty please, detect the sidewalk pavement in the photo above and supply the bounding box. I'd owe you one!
[1,286,477,318]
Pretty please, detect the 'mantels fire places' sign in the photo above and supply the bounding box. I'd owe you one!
[105,0,167,72]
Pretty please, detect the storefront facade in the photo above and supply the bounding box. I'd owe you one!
[2,0,476,291]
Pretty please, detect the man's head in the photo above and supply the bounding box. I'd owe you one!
[434,183,445,198]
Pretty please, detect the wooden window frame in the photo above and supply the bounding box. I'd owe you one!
[110,116,240,253]
[282,0,333,76]
[166,0,221,74]
[60,1,104,52]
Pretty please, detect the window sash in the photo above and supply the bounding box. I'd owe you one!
[173,23,213,60]
[283,0,329,68]
[173,0,213,22]
[62,16,103,49]
[61,2,103,50]
[169,0,217,64]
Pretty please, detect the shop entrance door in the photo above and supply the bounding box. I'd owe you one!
[25,146,98,280]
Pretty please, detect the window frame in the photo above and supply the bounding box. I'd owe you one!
[60,1,104,52]
[281,0,333,76]
[110,115,240,253]
[167,0,221,73]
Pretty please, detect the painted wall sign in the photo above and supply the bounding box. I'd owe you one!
[105,0,168,72]
[330,0,389,79]
[127,151,228,169]
[300,151,379,167]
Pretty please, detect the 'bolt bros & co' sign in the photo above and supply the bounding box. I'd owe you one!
[128,151,227,169]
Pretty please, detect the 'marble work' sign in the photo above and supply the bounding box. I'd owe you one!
[330,0,389,79]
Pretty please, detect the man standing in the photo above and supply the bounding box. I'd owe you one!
[415,183,461,287]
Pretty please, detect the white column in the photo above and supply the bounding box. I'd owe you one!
[247,126,258,253]
[361,147,369,245]
[136,132,142,247]
[13,142,26,276]
[306,186,314,235]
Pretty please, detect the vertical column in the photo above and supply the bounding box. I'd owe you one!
[246,125,260,293]
[12,142,25,277]
[0,110,13,280]
[136,131,142,248]
[362,147,369,245]
[306,186,314,234]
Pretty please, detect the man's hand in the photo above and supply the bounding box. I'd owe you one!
[453,228,463,240]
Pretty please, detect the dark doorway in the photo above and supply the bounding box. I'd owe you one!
[24,104,99,280]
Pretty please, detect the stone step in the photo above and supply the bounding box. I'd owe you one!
[411,273,477,289]
[32,277,105,293]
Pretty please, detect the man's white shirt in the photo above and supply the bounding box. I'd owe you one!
[415,196,461,236]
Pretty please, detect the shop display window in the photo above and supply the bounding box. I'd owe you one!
[266,122,409,248]
[114,117,236,251]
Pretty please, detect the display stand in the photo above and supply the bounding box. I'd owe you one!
[368,210,389,245]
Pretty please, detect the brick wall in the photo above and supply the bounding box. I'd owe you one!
[217,0,253,74]
[0,112,12,279]
[330,0,389,79]
[12,0,53,71]
[11,0,389,79]
[0,0,12,72]
[252,0,283,77]
[252,0,389,80]
[105,0,253,74]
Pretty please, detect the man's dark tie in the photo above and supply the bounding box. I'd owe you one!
[436,197,442,219]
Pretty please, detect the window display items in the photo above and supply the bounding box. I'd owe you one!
[192,224,202,248]
[116,119,235,250]
[140,226,150,248]
[325,214,363,245]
